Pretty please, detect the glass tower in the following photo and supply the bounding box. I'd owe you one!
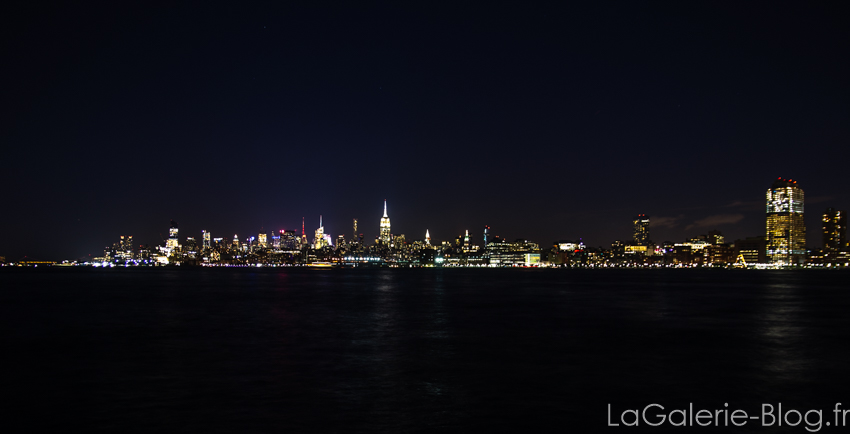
[166,220,180,252]
[633,215,650,246]
[766,178,806,265]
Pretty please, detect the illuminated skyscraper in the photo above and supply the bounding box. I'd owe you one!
[823,208,846,253]
[314,216,326,248]
[766,178,806,265]
[281,230,299,250]
[165,220,180,252]
[232,234,239,250]
[426,229,431,246]
[301,217,307,247]
[258,233,268,248]
[379,200,391,244]
[633,215,650,246]
[353,219,358,239]
[463,230,470,250]
[202,230,211,249]
[483,225,490,246]
[184,237,198,254]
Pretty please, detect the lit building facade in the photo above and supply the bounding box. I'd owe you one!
[314,216,326,248]
[166,220,180,251]
[734,236,767,264]
[823,208,846,253]
[766,178,806,265]
[379,200,391,244]
[280,230,299,250]
[633,215,650,246]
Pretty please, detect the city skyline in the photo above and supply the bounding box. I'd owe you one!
[7,178,845,267]
[3,178,850,262]
[46,176,842,268]
[2,4,849,260]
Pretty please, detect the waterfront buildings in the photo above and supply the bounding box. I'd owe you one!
[766,178,806,265]
[74,176,846,268]
[733,236,767,264]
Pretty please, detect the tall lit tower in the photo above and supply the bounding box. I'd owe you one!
[379,200,391,244]
[202,230,211,249]
[426,229,431,246]
[314,215,326,248]
[353,218,358,240]
[463,230,470,250]
[301,217,307,247]
[166,220,180,251]
[766,178,806,265]
[483,225,490,246]
[633,215,650,246]
[822,208,845,253]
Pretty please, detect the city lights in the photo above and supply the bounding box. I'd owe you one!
[11,180,843,269]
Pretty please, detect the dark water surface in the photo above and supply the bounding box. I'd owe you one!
[2,268,849,432]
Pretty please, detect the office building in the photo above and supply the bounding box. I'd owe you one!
[166,220,180,251]
[766,178,806,265]
[634,215,650,246]
[314,216,326,248]
[734,236,767,264]
[823,208,846,253]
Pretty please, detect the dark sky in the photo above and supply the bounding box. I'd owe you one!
[2,2,849,260]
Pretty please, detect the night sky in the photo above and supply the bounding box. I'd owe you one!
[3,3,849,261]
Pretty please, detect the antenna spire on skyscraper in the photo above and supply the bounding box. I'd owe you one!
[379,200,391,243]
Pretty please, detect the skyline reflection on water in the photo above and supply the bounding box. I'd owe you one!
[2,268,848,433]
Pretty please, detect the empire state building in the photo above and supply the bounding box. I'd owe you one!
[379,200,391,244]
